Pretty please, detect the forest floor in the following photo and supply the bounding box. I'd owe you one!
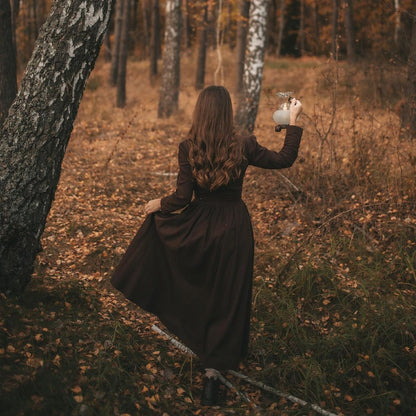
[1,51,416,416]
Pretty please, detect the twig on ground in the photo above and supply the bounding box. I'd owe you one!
[278,172,301,192]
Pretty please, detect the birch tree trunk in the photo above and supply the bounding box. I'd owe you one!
[158,0,181,118]
[343,0,355,62]
[117,0,131,107]
[195,2,208,90]
[0,0,17,125]
[235,0,250,95]
[235,0,268,133]
[0,0,113,294]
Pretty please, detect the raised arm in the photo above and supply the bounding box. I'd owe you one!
[246,125,303,169]
[246,98,303,169]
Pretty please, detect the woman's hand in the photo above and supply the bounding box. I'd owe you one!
[289,98,303,125]
[145,198,161,215]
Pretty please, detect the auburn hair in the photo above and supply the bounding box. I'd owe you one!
[188,86,244,191]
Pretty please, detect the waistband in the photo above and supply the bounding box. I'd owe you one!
[196,189,242,202]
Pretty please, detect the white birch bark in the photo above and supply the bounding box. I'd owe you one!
[0,0,113,293]
[158,0,181,118]
[235,0,269,133]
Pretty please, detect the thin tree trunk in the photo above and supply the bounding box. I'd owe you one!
[32,0,39,39]
[0,0,17,125]
[235,0,250,94]
[195,2,208,90]
[0,0,113,294]
[343,0,355,62]
[331,0,339,59]
[10,0,20,57]
[141,0,150,57]
[158,0,181,118]
[110,0,124,85]
[104,31,112,61]
[312,0,319,54]
[207,0,217,49]
[401,15,416,138]
[182,0,191,50]
[150,0,160,79]
[394,0,400,47]
[117,0,131,107]
[276,0,285,58]
[235,0,269,133]
[298,0,305,56]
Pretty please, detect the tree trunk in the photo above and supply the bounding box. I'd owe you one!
[394,0,400,47]
[235,0,269,133]
[182,0,191,50]
[110,0,124,86]
[312,0,319,55]
[150,0,160,79]
[0,0,113,294]
[235,0,250,94]
[141,0,150,58]
[331,0,339,59]
[401,14,416,138]
[104,30,112,62]
[32,0,39,39]
[276,0,285,58]
[0,0,17,125]
[10,0,20,56]
[158,0,181,118]
[195,2,208,90]
[297,0,305,56]
[343,0,355,62]
[117,0,131,107]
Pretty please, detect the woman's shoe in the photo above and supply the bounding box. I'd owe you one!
[201,377,220,406]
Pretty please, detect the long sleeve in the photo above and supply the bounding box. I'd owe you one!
[160,141,195,214]
[246,125,303,169]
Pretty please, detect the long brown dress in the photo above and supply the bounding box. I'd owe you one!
[110,125,303,370]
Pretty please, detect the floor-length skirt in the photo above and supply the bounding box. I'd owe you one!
[110,195,254,370]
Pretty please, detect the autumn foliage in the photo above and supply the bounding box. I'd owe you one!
[1,0,416,414]
[1,48,415,414]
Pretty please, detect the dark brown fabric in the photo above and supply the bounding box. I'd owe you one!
[110,125,303,370]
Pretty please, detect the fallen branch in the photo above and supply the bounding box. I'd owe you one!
[151,324,195,356]
[216,372,256,408]
[228,370,339,416]
[151,325,255,407]
[151,324,339,415]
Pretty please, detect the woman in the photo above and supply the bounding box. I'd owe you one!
[111,86,303,406]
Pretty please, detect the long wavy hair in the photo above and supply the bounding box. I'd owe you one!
[188,86,244,191]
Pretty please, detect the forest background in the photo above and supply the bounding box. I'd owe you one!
[1,0,416,415]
